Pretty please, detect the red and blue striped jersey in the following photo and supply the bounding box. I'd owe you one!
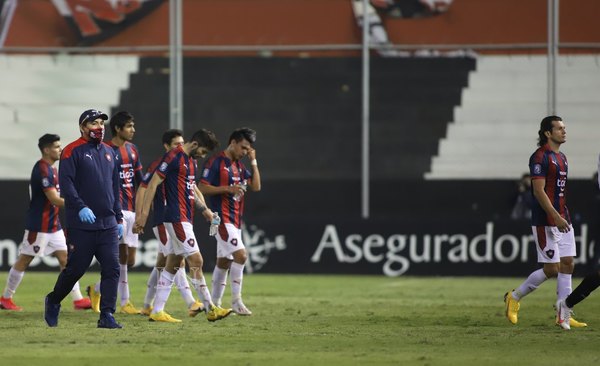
[200,152,252,228]
[140,156,167,228]
[26,159,61,233]
[156,145,197,224]
[529,144,570,226]
[108,141,143,212]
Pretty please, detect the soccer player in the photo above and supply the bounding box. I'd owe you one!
[198,127,261,315]
[87,111,143,314]
[44,109,123,329]
[137,129,204,317]
[504,116,586,329]
[556,153,600,329]
[0,134,91,311]
[133,129,232,323]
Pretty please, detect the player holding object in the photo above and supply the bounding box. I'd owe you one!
[87,111,143,314]
[136,129,205,317]
[44,109,124,329]
[199,127,261,315]
[1,134,91,311]
[134,129,231,323]
[504,116,586,329]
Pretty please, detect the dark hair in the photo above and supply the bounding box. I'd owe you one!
[190,129,219,151]
[109,111,134,136]
[162,129,183,146]
[537,115,562,147]
[228,127,256,145]
[38,134,60,152]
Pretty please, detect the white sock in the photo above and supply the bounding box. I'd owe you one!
[152,270,175,314]
[190,276,212,310]
[175,268,195,307]
[118,264,129,306]
[3,268,24,298]
[230,262,245,303]
[211,266,228,306]
[70,281,84,301]
[513,268,548,301]
[557,273,572,300]
[143,267,159,308]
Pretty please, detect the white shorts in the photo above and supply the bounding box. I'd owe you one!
[152,224,173,256]
[216,223,245,259]
[532,225,576,263]
[120,210,140,248]
[164,221,200,257]
[19,230,67,257]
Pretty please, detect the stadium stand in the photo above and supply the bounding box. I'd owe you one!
[115,56,474,181]
[0,54,138,179]
[426,55,600,180]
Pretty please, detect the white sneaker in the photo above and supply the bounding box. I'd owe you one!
[556,299,571,330]
[232,299,252,316]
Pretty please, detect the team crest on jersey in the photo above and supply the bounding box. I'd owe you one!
[105,153,112,162]
[143,172,151,180]
[187,238,196,247]
[159,162,168,172]
[33,245,40,254]
[230,238,238,246]
[202,168,209,178]
[533,164,542,174]
[546,249,555,259]
[42,177,51,188]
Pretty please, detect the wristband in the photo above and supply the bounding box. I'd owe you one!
[251,159,258,166]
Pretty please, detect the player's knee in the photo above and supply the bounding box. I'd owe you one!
[543,265,559,278]
[236,252,248,264]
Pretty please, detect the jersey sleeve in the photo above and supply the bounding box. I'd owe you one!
[529,152,547,179]
[240,162,252,183]
[59,150,87,211]
[156,151,176,179]
[39,164,58,192]
[200,158,219,185]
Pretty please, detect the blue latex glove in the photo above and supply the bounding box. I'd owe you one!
[117,223,124,239]
[78,207,96,224]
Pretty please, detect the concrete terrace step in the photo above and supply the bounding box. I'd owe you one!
[427,54,600,179]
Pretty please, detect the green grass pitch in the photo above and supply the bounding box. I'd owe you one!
[1,272,600,365]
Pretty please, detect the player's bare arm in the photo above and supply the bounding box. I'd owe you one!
[532,178,569,232]
[198,182,243,197]
[44,188,65,208]
[134,185,146,217]
[133,174,164,234]
[193,185,215,221]
[247,148,261,192]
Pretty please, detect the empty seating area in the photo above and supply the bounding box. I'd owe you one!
[426,55,600,180]
[116,56,474,181]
